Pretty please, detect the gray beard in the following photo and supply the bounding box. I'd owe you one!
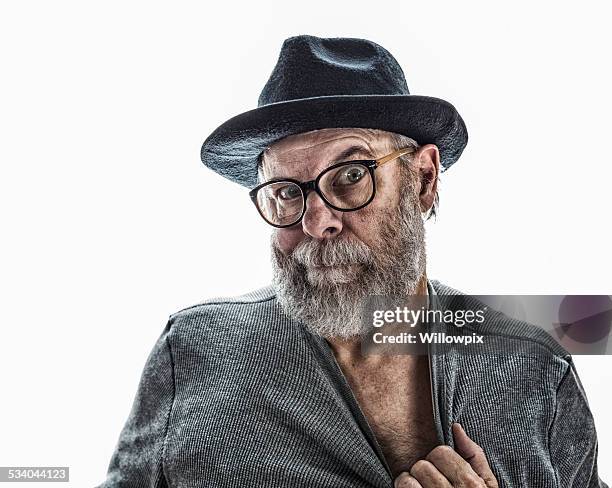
[270,184,427,339]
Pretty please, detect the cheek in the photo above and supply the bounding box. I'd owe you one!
[343,206,384,247]
[273,228,305,255]
[375,167,403,207]
[343,182,400,245]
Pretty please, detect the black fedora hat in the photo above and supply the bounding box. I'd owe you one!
[200,35,468,188]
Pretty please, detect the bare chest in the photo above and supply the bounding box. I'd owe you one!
[338,356,439,477]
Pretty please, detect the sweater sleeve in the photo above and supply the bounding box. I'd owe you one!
[96,318,176,488]
[549,357,608,488]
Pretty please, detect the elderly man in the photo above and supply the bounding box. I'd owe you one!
[98,35,606,487]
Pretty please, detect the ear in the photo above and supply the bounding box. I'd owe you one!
[413,144,440,213]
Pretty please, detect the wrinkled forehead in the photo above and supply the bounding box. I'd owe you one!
[260,128,393,180]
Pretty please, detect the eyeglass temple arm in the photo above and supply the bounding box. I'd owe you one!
[375,147,416,167]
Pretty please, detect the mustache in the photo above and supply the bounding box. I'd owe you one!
[289,237,375,267]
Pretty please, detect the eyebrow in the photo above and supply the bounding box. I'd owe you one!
[331,144,375,163]
[261,144,375,182]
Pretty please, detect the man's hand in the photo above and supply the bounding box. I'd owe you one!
[394,423,499,487]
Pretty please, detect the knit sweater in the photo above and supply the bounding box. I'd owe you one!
[97,280,607,487]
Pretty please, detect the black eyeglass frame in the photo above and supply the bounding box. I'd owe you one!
[248,147,417,228]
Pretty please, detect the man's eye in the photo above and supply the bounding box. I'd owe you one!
[278,185,301,200]
[333,166,366,186]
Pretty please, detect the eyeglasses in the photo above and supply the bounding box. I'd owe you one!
[249,147,416,228]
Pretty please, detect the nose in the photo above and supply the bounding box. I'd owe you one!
[301,191,343,239]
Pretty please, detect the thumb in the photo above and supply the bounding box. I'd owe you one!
[452,422,498,486]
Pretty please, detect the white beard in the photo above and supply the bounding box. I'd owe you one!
[270,183,427,339]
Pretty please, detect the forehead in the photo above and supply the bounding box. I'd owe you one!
[260,128,392,178]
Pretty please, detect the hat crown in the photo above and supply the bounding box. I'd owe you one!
[258,35,410,106]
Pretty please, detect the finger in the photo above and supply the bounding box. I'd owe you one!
[394,471,424,488]
[425,445,482,486]
[452,423,498,486]
[409,459,452,487]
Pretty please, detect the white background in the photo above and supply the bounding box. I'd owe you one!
[0,1,610,486]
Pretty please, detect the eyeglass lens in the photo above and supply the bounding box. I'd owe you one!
[255,162,373,226]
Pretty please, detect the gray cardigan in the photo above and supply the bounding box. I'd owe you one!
[97,280,607,487]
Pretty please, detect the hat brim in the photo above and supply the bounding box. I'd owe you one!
[200,94,468,188]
